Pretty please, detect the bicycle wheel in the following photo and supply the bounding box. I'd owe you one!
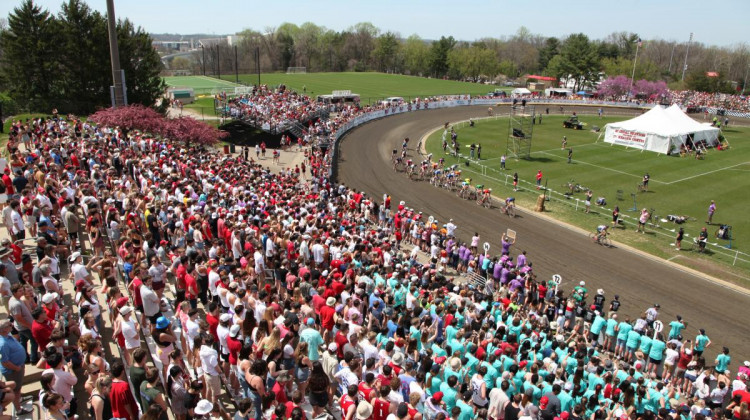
[507,206,515,217]
[588,232,597,242]
[601,237,612,247]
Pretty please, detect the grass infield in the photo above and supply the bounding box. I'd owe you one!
[425,114,750,280]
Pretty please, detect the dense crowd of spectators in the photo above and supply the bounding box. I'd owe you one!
[666,91,750,113]
[0,108,748,420]
[223,85,325,132]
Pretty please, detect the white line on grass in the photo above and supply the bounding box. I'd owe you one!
[664,162,750,185]
[531,142,599,155]
[198,75,239,87]
[536,151,668,184]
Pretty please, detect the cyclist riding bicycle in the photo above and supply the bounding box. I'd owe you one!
[594,224,609,242]
[479,188,492,204]
[505,196,515,207]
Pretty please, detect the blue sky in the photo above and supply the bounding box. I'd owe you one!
[2,0,747,47]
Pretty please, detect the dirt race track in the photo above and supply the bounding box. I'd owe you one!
[335,105,750,365]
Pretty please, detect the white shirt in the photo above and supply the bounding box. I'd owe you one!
[312,243,325,263]
[121,318,140,349]
[199,344,220,376]
[11,210,24,234]
[71,263,90,283]
[208,271,221,297]
[217,324,230,355]
[186,318,200,350]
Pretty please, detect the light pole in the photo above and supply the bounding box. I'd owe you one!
[106,0,126,107]
[743,64,749,95]
[629,38,641,98]
[668,42,676,73]
[681,32,693,82]
[201,45,205,76]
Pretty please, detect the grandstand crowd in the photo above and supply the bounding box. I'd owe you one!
[221,84,750,141]
[0,105,749,420]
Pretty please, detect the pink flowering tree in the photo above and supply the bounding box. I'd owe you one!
[632,79,668,99]
[596,75,632,99]
[88,105,164,134]
[159,117,228,148]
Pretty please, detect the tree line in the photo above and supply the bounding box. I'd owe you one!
[185,23,750,93]
[0,0,165,115]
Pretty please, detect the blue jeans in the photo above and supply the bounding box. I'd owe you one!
[248,391,263,420]
[19,329,39,363]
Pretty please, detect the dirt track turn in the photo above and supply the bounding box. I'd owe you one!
[336,105,750,364]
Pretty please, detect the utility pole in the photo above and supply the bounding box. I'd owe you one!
[201,45,205,76]
[681,32,693,82]
[629,39,641,98]
[256,46,261,86]
[668,43,676,73]
[743,64,749,95]
[234,45,239,84]
[106,0,126,107]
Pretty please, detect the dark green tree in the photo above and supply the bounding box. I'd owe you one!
[559,33,600,91]
[57,0,110,113]
[537,37,560,71]
[0,0,59,112]
[428,36,456,78]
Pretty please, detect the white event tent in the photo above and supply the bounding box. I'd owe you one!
[602,105,719,154]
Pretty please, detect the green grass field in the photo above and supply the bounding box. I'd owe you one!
[426,115,750,280]
[217,72,504,104]
[163,75,241,92]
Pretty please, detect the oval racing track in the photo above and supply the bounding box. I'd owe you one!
[336,105,750,363]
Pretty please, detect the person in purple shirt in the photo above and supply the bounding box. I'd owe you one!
[707,200,716,224]
[501,233,514,255]
[509,276,523,292]
[457,244,468,272]
[500,266,511,285]
[492,258,503,281]
[516,251,527,268]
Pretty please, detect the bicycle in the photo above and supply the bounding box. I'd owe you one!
[637,183,647,192]
[500,202,516,217]
[476,193,493,208]
[588,232,612,247]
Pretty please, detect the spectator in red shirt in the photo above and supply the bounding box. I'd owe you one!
[272,371,293,404]
[319,297,337,336]
[31,308,55,350]
[110,360,139,420]
[205,302,220,341]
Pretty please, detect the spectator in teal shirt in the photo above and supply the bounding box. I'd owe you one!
[603,314,619,353]
[694,329,711,357]
[626,330,642,360]
[715,347,731,373]
[456,391,475,420]
[440,376,459,411]
[647,335,666,375]
[616,319,632,358]
[668,315,685,340]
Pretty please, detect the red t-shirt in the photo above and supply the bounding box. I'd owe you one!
[129,278,143,307]
[340,395,356,417]
[227,336,242,365]
[331,281,346,296]
[272,381,288,404]
[184,274,198,300]
[110,379,138,420]
[319,305,336,331]
[31,320,54,349]
[206,314,219,341]
[335,331,349,358]
[359,382,375,403]
[372,398,390,420]
[312,294,326,314]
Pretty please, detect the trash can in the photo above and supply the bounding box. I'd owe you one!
[229,143,236,153]
[223,145,229,154]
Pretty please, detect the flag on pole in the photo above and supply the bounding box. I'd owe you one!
[636,38,643,47]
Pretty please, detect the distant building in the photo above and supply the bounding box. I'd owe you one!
[524,75,558,89]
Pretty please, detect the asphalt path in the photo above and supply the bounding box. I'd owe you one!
[336,105,750,365]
